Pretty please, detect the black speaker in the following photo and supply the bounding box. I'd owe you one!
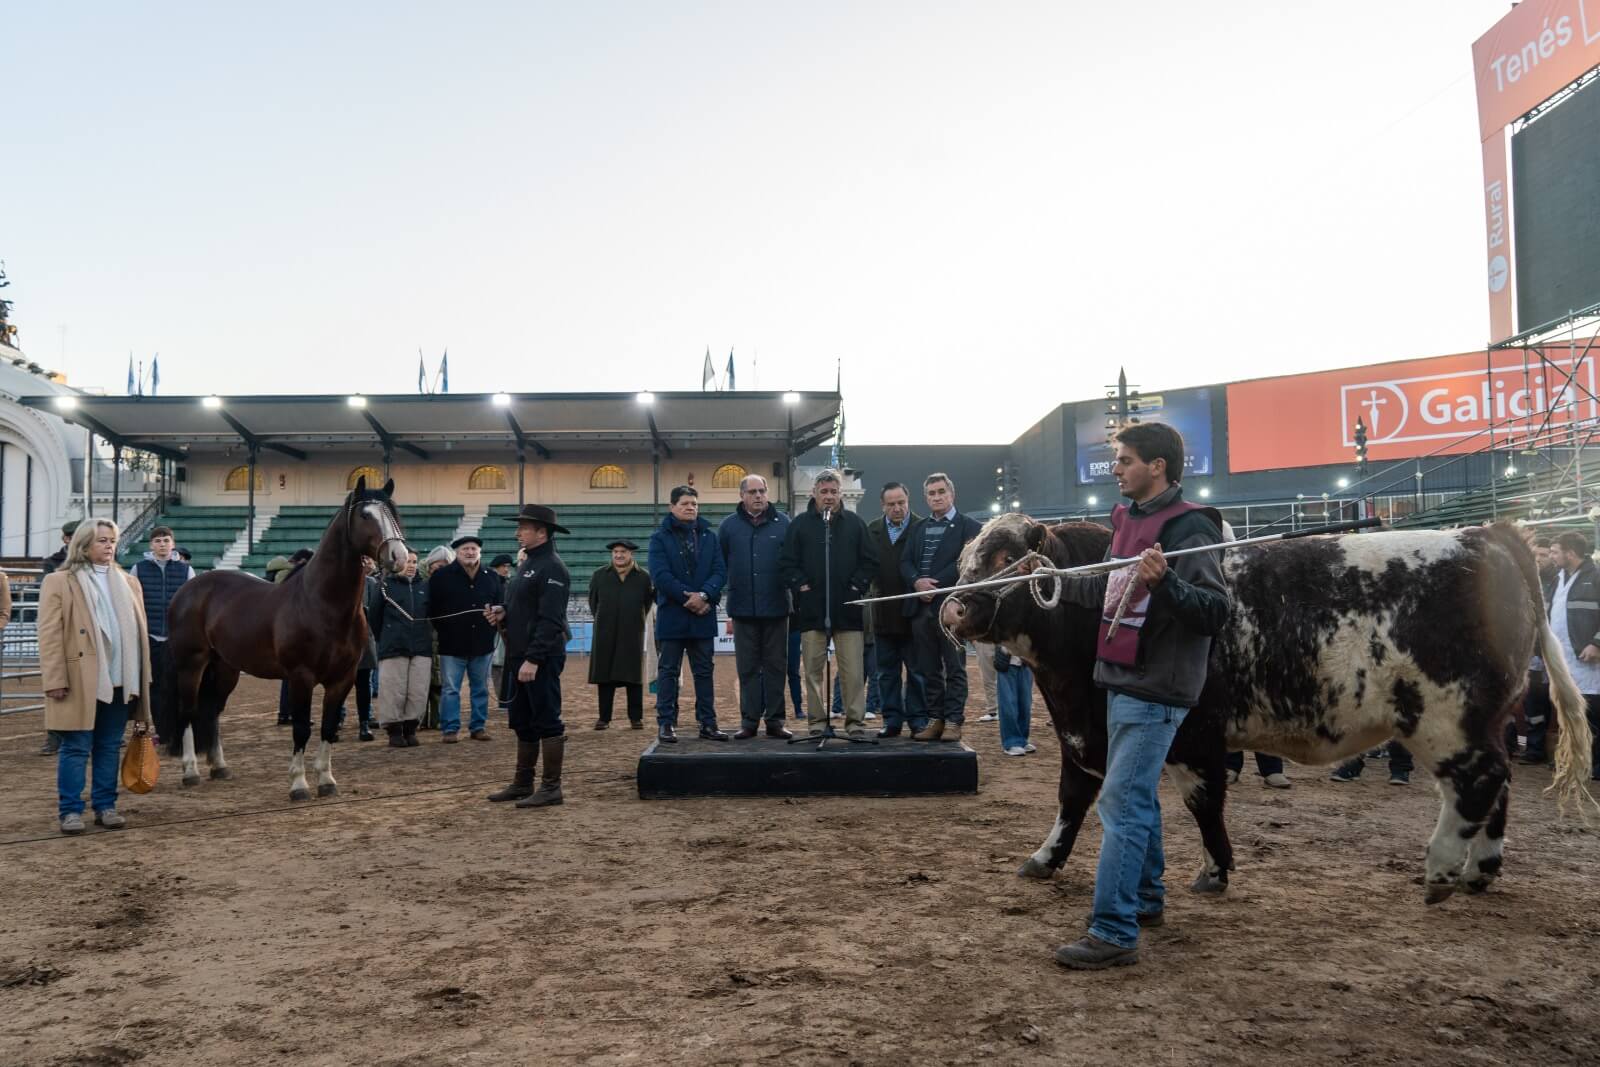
[772,462,782,477]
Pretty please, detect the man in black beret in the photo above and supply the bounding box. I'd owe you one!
[428,533,504,742]
[485,505,573,808]
[588,538,653,729]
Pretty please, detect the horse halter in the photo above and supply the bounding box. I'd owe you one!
[940,548,1062,648]
[349,497,407,563]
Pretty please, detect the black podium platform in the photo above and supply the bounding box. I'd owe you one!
[636,734,979,798]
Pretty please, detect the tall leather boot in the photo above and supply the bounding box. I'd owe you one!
[516,735,565,808]
[487,741,539,802]
[402,719,421,747]
[386,723,406,748]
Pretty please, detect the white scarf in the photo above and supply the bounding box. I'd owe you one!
[76,563,143,704]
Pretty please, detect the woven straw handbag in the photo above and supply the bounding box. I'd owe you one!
[120,722,160,794]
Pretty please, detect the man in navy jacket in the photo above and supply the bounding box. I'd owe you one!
[648,485,729,742]
[899,473,984,743]
[133,525,194,743]
[718,474,793,740]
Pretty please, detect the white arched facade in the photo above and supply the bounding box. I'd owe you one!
[0,345,84,556]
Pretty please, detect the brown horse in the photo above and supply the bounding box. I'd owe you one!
[165,477,409,801]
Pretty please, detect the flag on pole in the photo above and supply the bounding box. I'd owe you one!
[150,354,160,396]
[725,349,735,391]
[702,347,715,391]
[439,349,449,394]
[126,353,136,396]
[418,350,428,394]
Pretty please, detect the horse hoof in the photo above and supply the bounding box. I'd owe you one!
[1017,857,1056,881]
[317,783,338,798]
[289,788,312,802]
[1190,872,1228,895]
[182,774,202,788]
[1424,882,1456,905]
[209,767,233,781]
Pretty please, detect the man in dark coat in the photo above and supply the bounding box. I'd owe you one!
[899,472,984,743]
[866,482,926,738]
[718,473,794,740]
[133,525,195,746]
[429,534,505,743]
[648,485,728,743]
[588,539,653,729]
[1540,530,1600,780]
[779,469,878,739]
[485,504,573,808]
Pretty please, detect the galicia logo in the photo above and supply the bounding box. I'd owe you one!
[1488,255,1509,294]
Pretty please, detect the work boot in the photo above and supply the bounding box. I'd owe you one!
[386,723,406,748]
[1053,935,1139,970]
[403,720,420,747]
[941,722,963,744]
[517,736,565,808]
[487,741,539,802]
[912,719,945,742]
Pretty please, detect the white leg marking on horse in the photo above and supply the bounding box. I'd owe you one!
[181,725,200,784]
[289,751,310,799]
[207,732,227,770]
[314,740,338,794]
[1424,779,1473,899]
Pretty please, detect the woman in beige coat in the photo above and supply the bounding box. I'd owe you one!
[39,518,154,835]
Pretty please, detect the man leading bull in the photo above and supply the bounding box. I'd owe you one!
[1043,422,1232,971]
[485,504,573,809]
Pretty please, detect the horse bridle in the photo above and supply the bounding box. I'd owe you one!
[350,497,407,564]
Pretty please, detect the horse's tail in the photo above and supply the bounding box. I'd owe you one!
[164,659,223,757]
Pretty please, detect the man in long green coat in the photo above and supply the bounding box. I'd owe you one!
[588,539,654,729]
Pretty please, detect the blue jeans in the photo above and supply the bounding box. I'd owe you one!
[997,664,1033,749]
[1089,693,1188,949]
[873,633,927,731]
[57,695,130,817]
[657,638,717,729]
[438,654,492,735]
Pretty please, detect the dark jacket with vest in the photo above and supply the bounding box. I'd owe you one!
[1060,484,1231,708]
[717,506,792,619]
[359,576,381,671]
[867,513,923,637]
[588,563,653,685]
[427,559,504,658]
[779,500,878,633]
[648,513,726,642]
[368,572,434,659]
[501,540,572,667]
[898,509,985,617]
[133,553,195,640]
[1544,559,1600,662]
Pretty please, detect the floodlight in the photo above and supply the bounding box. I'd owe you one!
[347,395,367,408]
[782,392,801,405]
[637,391,655,405]
[201,395,222,409]
[492,392,512,407]
[53,395,78,410]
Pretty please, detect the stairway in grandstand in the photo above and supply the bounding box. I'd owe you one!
[115,505,257,573]
[1388,465,1591,532]
[479,502,758,599]
[235,504,466,577]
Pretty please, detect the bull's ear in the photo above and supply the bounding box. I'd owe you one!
[1025,522,1047,550]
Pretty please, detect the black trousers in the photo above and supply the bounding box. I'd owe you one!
[911,608,968,724]
[355,667,374,723]
[1523,670,1553,758]
[505,655,566,741]
[733,617,788,726]
[597,682,643,723]
[148,638,177,742]
[1225,750,1284,776]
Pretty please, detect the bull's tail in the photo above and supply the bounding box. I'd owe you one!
[1537,614,1597,815]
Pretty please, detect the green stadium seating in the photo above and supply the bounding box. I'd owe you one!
[238,504,465,577]
[116,505,254,572]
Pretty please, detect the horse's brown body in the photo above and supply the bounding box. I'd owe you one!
[166,479,408,799]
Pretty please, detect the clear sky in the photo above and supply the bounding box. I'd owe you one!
[4,1,1515,443]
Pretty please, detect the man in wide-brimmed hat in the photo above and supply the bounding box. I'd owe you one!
[485,504,573,808]
[428,533,505,743]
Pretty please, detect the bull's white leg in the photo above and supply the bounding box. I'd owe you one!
[206,730,232,780]
[288,751,311,802]
[180,725,201,787]
[313,740,338,798]
[1423,780,1473,903]
[1167,763,1230,892]
[1021,814,1070,879]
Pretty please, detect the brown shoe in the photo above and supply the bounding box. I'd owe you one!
[470,729,492,741]
[911,719,945,742]
[442,732,461,745]
[764,721,793,740]
[733,725,759,740]
[941,722,963,744]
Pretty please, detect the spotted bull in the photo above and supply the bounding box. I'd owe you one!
[941,514,1593,903]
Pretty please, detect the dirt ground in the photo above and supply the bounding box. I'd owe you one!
[2,661,1599,1067]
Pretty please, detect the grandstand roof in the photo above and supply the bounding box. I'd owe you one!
[17,390,841,460]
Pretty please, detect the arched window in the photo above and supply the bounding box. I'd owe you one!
[590,464,628,489]
[224,465,263,492]
[712,463,748,489]
[347,465,383,491]
[469,464,508,491]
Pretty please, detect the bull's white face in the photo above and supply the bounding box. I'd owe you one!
[945,514,1038,641]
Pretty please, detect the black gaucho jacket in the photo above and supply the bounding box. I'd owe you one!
[501,540,572,667]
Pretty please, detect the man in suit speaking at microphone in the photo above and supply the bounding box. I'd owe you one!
[779,469,878,740]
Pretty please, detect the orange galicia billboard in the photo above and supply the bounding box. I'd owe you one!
[1226,348,1596,473]
[1472,0,1600,342]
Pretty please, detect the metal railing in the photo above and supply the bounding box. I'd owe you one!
[1,573,43,715]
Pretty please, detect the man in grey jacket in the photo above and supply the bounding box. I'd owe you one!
[1052,422,1231,971]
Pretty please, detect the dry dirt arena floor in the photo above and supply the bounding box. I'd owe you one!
[3,662,1600,1066]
